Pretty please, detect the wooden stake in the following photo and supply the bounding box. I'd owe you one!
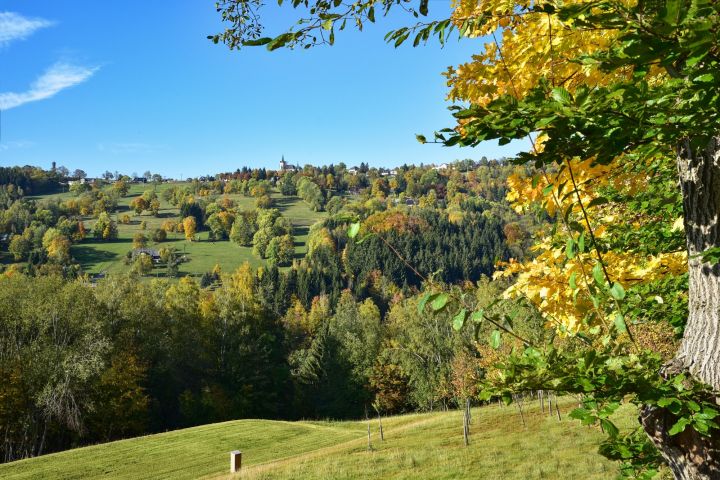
[463,407,469,446]
[378,411,384,441]
[365,406,372,451]
[547,392,553,417]
[554,393,562,421]
[230,450,242,473]
[514,394,526,427]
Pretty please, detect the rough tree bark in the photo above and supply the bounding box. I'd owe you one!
[640,136,720,480]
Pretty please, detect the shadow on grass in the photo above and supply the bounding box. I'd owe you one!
[73,246,118,265]
[273,196,298,212]
[293,225,309,241]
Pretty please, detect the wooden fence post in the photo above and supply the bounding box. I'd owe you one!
[230,450,242,473]
[365,406,372,451]
[555,393,562,421]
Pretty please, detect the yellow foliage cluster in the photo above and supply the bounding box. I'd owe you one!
[442,0,686,335]
[497,151,687,334]
[498,250,686,334]
[447,0,633,106]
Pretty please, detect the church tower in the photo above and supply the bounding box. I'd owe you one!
[280,155,287,171]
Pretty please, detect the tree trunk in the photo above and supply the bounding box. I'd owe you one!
[640,137,720,480]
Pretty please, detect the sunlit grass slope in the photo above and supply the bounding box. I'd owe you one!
[55,182,326,276]
[0,401,628,480]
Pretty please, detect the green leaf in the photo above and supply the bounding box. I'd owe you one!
[431,293,449,311]
[419,0,429,16]
[569,271,578,290]
[614,313,628,334]
[417,293,434,313]
[701,247,720,264]
[587,197,609,208]
[241,37,273,46]
[668,417,690,436]
[471,309,484,323]
[551,87,572,104]
[693,73,714,83]
[662,0,681,26]
[657,397,678,408]
[348,222,360,239]
[415,134,427,144]
[452,309,468,331]
[355,233,372,245]
[566,237,575,259]
[609,282,626,300]
[489,330,501,349]
[600,419,620,438]
[592,263,605,286]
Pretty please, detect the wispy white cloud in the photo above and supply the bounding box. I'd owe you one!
[0,140,35,151]
[0,62,99,110]
[0,12,53,47]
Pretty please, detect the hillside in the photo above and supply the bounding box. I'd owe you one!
[23,182,327,276]
[0,400,627,480]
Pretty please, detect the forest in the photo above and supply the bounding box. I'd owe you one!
[0,159,540,462]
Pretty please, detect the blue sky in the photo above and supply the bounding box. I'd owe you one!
[0,1,523,178]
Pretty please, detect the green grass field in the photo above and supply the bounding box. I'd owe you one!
[37,182,326,276]
[0,400,632,480]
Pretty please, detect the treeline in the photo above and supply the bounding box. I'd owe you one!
[0,166,61,196]
[0,267,546,462]
[0,159,547,463]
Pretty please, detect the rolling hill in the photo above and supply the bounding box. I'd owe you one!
[0,399,628,480]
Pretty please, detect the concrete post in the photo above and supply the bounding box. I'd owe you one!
[230,450,242,473]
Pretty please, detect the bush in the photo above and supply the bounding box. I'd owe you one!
[255,194,273,209]
[132,253,153,275]
[133,233,148,249]
[152,228,167,243]
[161,220,177,232]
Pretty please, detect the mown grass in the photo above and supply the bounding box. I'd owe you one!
[0,400,631,480]
[53,182,326,276]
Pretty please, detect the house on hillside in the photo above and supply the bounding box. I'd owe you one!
[132,248,161,263]
[433,163,450,171]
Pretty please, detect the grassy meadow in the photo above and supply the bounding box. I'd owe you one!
[32,182,326,277]
[0,399,633,480]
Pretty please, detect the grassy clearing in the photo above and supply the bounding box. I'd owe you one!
[51,182,326,276]
[0,400,630,480]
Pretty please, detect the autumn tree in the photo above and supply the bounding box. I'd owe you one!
[130,197,148,215]
[183,216,197,241]
[133,233,148,249]
[266,234,295,266]
[213,1,720,477]
[93,212,118,241]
